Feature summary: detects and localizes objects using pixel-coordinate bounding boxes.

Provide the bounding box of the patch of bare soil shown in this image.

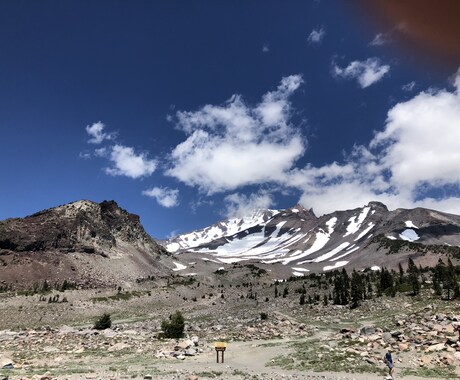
[0,280,459,380]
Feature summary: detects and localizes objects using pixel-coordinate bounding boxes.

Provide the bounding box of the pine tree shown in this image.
[444,259,458,300]
[407,258,420,295]
[333,273,343,305]
[350,270,364,308]
[161,310,185,338]
[299,293,305,305]
[398,263,404,284]
[433,259,446,297]
[341,269,350,305]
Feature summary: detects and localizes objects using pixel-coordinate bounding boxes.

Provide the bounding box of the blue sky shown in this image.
[1,1,460,239]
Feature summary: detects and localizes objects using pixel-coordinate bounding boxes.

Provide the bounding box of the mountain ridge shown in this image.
[0,199,171,289]
[164,201,460,276]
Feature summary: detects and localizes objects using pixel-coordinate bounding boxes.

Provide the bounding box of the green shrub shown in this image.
[94,313,112,330]
[161,310,185,338]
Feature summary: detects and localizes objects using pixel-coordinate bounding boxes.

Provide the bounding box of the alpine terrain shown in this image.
[0,200,170,289]
[166,202,460,277]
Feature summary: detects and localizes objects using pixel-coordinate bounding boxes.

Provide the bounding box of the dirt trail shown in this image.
[152,338,451,380]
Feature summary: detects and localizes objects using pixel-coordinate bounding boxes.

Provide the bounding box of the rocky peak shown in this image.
[0,200,166,255]
[367,201,389,213]
[287,203,317,220]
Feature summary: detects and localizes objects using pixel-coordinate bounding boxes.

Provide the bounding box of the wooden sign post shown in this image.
[214,341,227,363]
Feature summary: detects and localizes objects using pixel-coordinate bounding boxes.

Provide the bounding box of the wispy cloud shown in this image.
[166,75,305,194]
[333,58,390,88]
[402,81,416,92]
[307,27,325,45]
[262,44,270,53]
[105,145,157,179]
[142,186,179,207]
[369,23,406,47]
[85,121,116,144]
[370,33,389,46]
[224,191,274,218]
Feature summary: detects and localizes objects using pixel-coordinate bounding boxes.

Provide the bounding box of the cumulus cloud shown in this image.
[85,121,116,144]
[371,80,460,194]
[307,27,325,45]
[166,75,305,194]
[295,70,460,216]
[142,186,179,207]
[224,191,274,218]
[333,58,390,88]
[105,144,157,179]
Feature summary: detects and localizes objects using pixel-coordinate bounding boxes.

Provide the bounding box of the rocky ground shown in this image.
[1,278,460,380]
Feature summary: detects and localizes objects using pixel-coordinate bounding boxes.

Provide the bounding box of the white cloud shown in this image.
[94,147,108,157]
[166,75,305,194]
[371,80,460,193]
[307,27,325,45]
[333,58,390,88]
[85,121,115,144]
[142,186,179,207]
[79,151,91,159]
[262,44,269,53]
[224,191,274,218]
[402,81,416,92]
[370,33,389,46]
[295,70,460,216]
[105,144,157,179]
[370,23,406,47]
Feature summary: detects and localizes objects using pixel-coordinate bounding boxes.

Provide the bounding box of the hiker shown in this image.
[384,349,394,379]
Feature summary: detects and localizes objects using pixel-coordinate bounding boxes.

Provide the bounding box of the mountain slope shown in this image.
[0,200,171,289]
[165,202,460,275]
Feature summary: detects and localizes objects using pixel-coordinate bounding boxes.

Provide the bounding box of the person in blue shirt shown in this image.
[384,349,394,378]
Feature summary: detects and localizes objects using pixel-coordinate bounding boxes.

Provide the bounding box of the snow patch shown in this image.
[166,242,180,253]
[386,236,397,240]
[405,220,418,229]
[172,262,187,271]
[292,267,310,272]
[399,229,420,242]
[343,207,370,237]
[292,271,306,277]
[354,222,375,241]
[323,261,348,271]
[282,217,337,264]
[371,266,380,271]
[331,246,360,261]
[313,242,350,262]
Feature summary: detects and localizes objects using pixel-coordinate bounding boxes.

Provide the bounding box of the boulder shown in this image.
[398,343,409,351]
[360,326,376,336]
[0,358,14,369]
[426,343,445,352]
[441,353,454,365]
[420,355,432,366]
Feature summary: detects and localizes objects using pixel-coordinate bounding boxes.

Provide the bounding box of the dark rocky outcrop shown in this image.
[0,200,171,289]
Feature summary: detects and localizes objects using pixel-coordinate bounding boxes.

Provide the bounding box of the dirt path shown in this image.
[151,339,453,380]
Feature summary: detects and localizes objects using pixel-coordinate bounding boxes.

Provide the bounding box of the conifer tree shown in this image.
[350,270,364,308]
[407,258,420,295]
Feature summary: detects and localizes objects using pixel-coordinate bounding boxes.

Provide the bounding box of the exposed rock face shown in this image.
[164,202,460,273]
[0,200,170,289]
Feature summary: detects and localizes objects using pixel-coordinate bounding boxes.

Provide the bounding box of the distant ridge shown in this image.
[164,202,460,275]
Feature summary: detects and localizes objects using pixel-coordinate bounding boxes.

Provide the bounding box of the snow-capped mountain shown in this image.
[164,202,460,274]
[166,208,279,253]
